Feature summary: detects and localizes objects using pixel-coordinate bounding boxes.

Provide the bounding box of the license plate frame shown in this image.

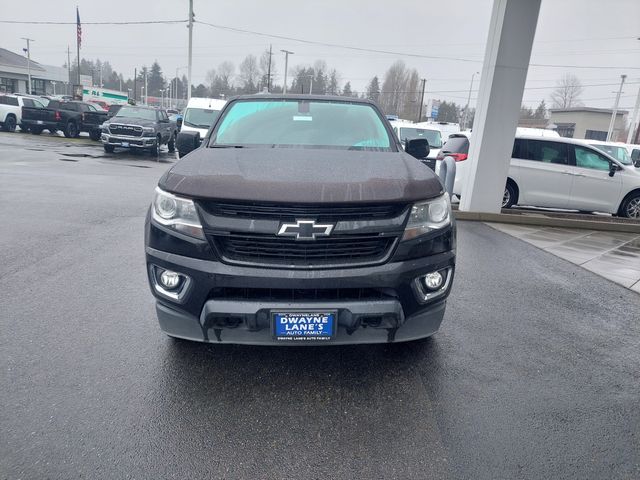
[272,310,337,342]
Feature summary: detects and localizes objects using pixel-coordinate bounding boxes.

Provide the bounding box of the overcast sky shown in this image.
[1,0,639,110]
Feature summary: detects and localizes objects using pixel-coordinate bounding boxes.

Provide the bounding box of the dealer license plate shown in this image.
[36,120,43,125]
[273,311,336,342]
[122,142,129,148]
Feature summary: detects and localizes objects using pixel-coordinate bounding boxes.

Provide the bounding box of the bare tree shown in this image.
[218,61,235,93]
[380,60,409,115]
[239,55,260,93]
[205,69,217,93]
[402,69,420,119]
[550,74,584,108]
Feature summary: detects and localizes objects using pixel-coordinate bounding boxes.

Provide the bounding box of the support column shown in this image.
[459,0,541,213]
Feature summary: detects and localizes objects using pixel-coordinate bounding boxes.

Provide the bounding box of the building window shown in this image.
[555,123,575,138]
[30,79,46,95]
[584,129,608,141]
[0,77,18,93]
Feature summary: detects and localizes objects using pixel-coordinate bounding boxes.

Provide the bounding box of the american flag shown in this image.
[76,7,82,49]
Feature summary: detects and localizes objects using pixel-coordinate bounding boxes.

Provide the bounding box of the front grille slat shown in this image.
[212,232,396,268]
[108,124,144,137]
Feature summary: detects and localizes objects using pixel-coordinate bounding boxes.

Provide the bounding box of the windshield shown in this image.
[589,144,632,165]
[114,106,157,121]
[211,99,393,150]
[184,107,221,129]
[399,127,442,148]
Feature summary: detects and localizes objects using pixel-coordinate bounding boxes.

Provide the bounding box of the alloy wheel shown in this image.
[626,197,640,218]
[502,188,510,208]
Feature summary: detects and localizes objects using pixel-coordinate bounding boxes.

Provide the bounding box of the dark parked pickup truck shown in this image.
[147,95,456,345]
[21,100,108,140]
[101,105,177,155]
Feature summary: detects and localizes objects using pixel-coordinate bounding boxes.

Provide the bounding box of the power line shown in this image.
[0,19,187,25]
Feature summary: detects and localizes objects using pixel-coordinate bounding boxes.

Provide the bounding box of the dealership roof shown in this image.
[0,47,46,72]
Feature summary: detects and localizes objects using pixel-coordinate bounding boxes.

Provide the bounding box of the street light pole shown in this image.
[607,74,626,142]
[281,50,294,94]
[463,71,479,130]
[21,38,34,94]
[187,0,194,101]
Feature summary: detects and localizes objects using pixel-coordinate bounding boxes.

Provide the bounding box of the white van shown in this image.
[390,120,443,160]
[181,97,227,137]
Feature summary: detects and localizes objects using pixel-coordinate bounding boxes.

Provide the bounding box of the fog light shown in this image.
[160,270,181,289]
[423,271,444,290]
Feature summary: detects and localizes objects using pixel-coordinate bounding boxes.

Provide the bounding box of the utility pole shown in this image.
[134,67,137,103]
[67,45,71,95]
[99,64,103,88]
[187,0,194,101]
[417,78,426,122]
[281,50,294,94]
[144,70,148,105]
[21,38,34,94]
[462,71,479,130]
[607,74,626,142]
[267,44,272,92]
[626,82,640,144]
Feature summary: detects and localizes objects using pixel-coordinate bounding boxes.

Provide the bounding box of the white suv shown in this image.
[0,94,47,132]
[451,135,640,218]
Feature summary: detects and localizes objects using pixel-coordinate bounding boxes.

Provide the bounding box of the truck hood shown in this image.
[106,117,156,127]
[160,147,443,203]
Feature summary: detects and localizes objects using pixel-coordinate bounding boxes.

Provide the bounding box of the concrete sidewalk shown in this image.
[486,222,640,294]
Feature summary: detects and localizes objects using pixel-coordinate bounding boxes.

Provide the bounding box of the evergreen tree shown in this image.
[366,76,381,103]
[147,62,164,96]
[342,81,353,97]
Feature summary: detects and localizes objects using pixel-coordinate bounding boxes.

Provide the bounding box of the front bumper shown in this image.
[146,239,455,345]
[101,133,156,148]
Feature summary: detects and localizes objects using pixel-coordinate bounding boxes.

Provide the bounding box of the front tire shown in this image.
[502,182,517,209]
[103,144,115,153]
[89,129,101,141]
[64,121,78,138]
[148,135,160,156]
[30,126,43,135]
[168,132,176,153]
[620,192,640,218]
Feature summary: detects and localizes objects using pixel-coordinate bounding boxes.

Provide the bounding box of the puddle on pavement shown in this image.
[60,153,101,159]
[58,158,79,162]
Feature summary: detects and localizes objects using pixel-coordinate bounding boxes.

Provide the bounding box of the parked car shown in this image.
[448,134,640,217]
[0,94,47,132]
[152,94,455,345]
[100,105,177,155]
[21,100,108,139]
[588,140,633,166]
[417,121,461,140]
[390,120,443,168]
[88,99,110,111]
[178,97,226,157]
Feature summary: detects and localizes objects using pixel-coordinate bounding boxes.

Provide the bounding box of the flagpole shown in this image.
[76,7,81,87]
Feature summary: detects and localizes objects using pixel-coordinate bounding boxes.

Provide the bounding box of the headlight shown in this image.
[151,187,204,239]
[402,194,451,241]
[99,123,108,131]
[142,127,155,136]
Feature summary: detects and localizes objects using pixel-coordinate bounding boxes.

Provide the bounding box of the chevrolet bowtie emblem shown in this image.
[277,220,334,241]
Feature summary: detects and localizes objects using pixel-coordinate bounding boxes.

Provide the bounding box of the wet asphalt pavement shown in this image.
[1,131,639,479]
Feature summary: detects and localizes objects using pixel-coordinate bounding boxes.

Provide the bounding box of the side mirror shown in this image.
[176,131,201,157]
[406,138,430,159]
[609,162,618,177]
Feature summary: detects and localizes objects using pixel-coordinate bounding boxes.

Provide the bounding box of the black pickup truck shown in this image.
[21,100,108,140]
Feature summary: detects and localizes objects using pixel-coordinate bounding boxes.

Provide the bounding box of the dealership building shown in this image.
[0,47,69,96]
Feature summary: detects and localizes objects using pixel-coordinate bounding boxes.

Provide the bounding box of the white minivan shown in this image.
[450,135,640,218]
